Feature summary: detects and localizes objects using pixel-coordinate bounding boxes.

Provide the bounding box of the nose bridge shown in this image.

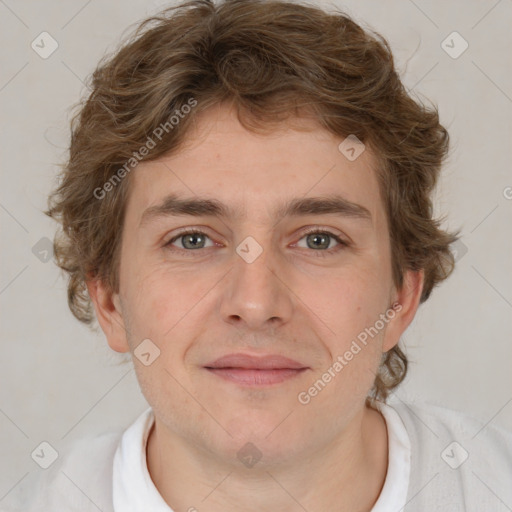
[219,232,293,329]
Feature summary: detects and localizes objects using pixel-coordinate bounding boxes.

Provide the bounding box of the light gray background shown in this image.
[1,0,511,499]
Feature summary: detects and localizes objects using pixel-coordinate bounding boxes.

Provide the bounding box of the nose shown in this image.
[219,239,294,331]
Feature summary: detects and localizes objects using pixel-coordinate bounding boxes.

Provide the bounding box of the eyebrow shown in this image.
[139,193,372,228]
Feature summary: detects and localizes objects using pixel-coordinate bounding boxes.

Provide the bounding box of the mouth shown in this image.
[204,353,309,387]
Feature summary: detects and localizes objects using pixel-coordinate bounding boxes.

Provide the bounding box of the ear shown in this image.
[382,269,424,353]
[86,276,130,353]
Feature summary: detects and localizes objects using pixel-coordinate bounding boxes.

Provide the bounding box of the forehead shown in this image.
[124,104,385,229]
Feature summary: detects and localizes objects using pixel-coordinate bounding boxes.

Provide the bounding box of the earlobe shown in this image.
[382,269,424,353]
[86,277,130,354]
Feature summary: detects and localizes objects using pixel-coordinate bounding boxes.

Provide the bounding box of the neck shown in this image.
[146,403,388,512]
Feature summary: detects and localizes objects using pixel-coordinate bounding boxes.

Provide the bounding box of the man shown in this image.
[5,0,511,510]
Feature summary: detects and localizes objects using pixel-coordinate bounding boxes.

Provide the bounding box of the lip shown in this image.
[205,353,307,370]
[204,353,309,387]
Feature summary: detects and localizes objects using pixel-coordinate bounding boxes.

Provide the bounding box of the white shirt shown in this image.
[3,398,512,511]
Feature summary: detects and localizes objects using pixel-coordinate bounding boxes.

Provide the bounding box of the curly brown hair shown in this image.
[45,0,459,404]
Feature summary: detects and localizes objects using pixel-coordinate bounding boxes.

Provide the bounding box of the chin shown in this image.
[219,421,306,461]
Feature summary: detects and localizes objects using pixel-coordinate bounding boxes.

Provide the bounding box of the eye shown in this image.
[295,228,348,255]
[163,227,349,256]
[165,230,215,251]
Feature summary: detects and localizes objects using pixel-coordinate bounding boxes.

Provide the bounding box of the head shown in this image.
[46,0,458,461]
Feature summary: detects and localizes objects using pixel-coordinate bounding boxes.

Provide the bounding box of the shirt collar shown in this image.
[113,407,172,511]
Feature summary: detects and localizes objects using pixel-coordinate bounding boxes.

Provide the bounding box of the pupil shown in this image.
[185,233,203,249]
[309,233,328,249]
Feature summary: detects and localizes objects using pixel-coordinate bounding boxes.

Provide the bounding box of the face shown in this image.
[89,103,422,466]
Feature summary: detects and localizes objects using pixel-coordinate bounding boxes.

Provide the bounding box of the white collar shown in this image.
[370,399,411,511]
[113,407,171,511]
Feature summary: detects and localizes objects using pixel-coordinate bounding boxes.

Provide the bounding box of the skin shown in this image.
[88,102,423,512]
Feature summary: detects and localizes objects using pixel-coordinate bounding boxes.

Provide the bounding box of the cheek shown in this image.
[122,268,207,413]
[122,267,181,339]
[296,266,391,399]
[124,264,216,352]
[297,266,389,337]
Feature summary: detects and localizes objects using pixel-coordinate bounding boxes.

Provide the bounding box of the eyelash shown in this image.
[164,227,349,257]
